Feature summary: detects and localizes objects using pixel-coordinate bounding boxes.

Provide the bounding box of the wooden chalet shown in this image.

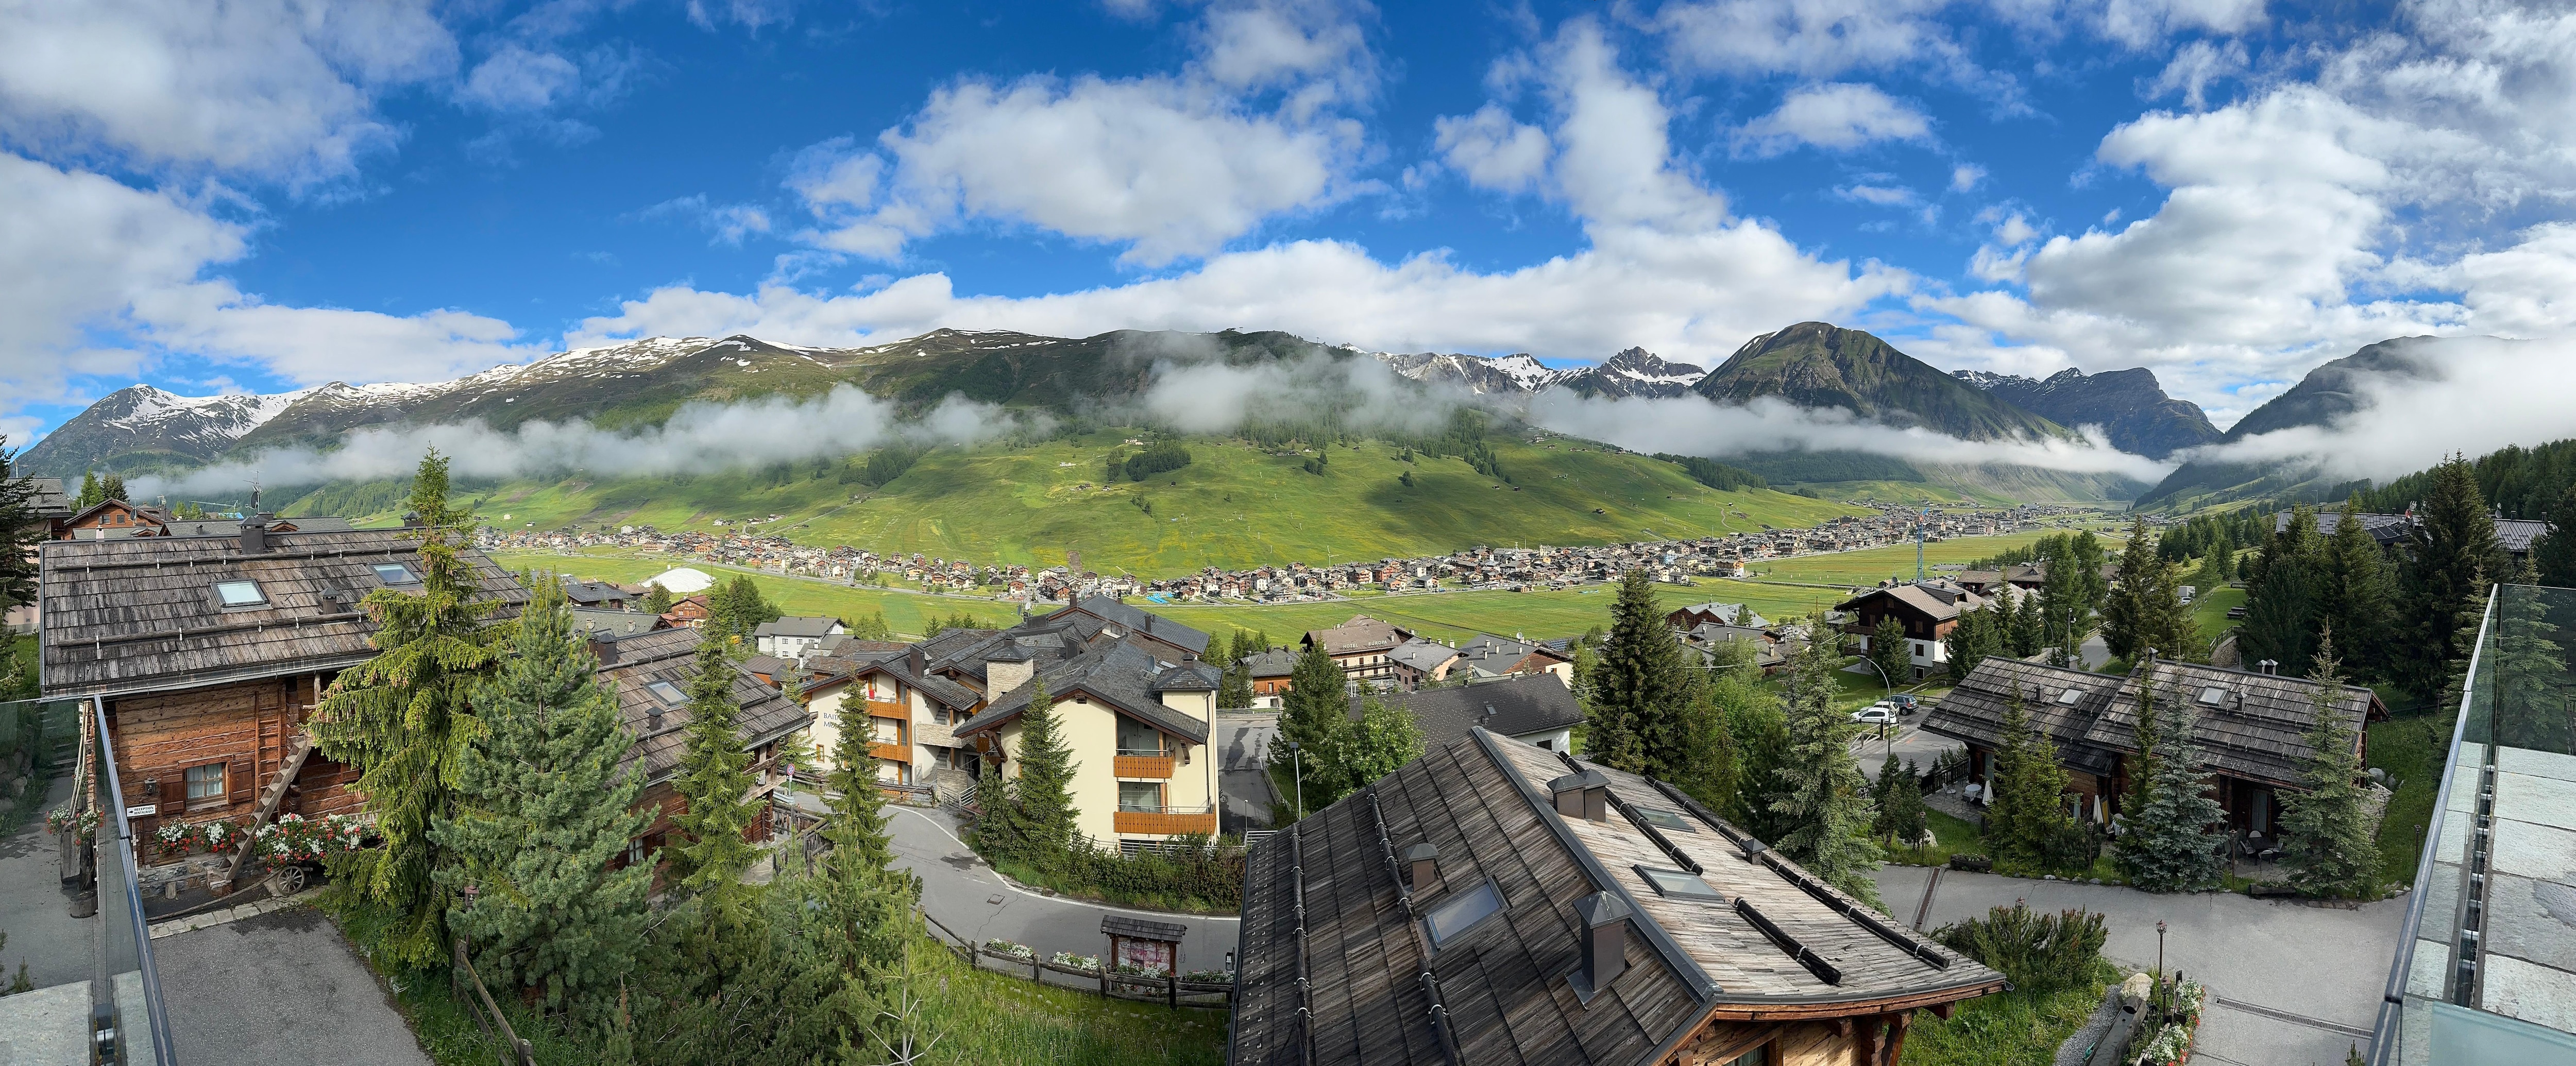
[590,628,813,863]
[1921,657,2386,835]
[1229,730,2005,1065]
[56,498,353,541]
[37,522,529,895]
[662,594,714,629]
[1833,583,1996,681]
[1303,614,1413,684]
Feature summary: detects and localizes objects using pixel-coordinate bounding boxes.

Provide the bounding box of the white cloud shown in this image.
[1194,0,1374,102]
[1839,184,1918,207]
[1524,391,2171,480]
[2178,335,2576,484]
[1653,1,1968,81]
[643,194,774,246]
[2149,39,2248,109]
[2086,0,2266,51]
[1735,82,1933,156]
[0,0,454,184]
[2449,222,2576,337]
[456,46,582,112]
[1950,163,1986,191]
[1433,103,1551,194]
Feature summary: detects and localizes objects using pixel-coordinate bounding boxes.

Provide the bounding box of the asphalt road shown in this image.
[154,906,432,1066]
[0,776,94,992]
[1875,866,2400,1066]
[885,805,1241,978]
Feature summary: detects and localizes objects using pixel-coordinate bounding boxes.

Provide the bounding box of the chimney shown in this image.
[1404,843,1439,892]
[237,514,270,555]
[1571,891,1632,999]
[647,703,664,731]
[1549,769,1611,822]
[985,644,1035,696]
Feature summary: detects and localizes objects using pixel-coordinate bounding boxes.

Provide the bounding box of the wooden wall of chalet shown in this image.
[106,674,360,864]
[1672,1016,1917,1066]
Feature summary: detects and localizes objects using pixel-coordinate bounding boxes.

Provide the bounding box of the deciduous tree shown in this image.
[1868,613,1909,690]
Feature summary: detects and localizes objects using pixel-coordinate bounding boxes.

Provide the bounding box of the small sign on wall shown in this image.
[126,804,157,818]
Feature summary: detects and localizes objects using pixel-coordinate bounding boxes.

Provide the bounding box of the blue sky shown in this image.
[7,0,2576,459]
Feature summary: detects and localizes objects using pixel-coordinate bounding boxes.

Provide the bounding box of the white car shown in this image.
[1850,706,1899,726]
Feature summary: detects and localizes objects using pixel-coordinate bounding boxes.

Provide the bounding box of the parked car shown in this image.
[1887,694,1919,714]
[1851,706,1898,726]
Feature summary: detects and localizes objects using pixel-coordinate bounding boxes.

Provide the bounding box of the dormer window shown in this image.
[213,580,267,608]
[371,562,419,586]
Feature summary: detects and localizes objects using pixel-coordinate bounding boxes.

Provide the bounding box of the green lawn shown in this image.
[2368,709,2454,888]
[1901,961,2127,1066]
[402,432,1868,578]
[2187,584,2247,656]
[1751,530,2077,588]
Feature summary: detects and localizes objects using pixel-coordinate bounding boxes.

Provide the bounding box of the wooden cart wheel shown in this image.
[275,866,307,895]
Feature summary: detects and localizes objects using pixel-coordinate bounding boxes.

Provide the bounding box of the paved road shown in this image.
[0,776,94,992]
[1851,720,1963,781]
[155,906,432,1066]
[885,805,1240,978]
[1874,866,2399,1066]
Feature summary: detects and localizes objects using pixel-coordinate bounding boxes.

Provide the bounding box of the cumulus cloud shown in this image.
[1524,390,2171,481]
[1735,82,1934,155]
[0,0,455,185]
[2149,39,2248,109]
[1652,0,1971,81]
[1950,163,1986,191]
[137,386,1025,500]
[2177,335,2576,484]
[1434,104,1551,194]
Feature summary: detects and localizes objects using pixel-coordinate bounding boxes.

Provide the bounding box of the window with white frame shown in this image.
[184,762,226,805]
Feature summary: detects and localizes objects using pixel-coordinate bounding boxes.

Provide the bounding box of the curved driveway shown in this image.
[885,805,1240,977]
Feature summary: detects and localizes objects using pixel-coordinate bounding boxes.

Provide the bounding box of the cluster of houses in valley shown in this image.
[476,502,2080,608]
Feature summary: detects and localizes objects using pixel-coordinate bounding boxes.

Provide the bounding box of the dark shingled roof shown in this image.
[1348,674,1583,746]
[595,628,812,784]
[1244,648,1296,679]
[1040,596,1209,656]
[13,476,72,520]
[1304,615,1408,656]
[1228,730,2005,1066]
[39,528,529,697]
[1922,657,2378,789]
[954,640,1210,745]
[754,615,841,639]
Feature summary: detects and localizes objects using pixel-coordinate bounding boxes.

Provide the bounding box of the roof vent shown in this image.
[1548,769,1611,822]
[1404,843,1439,892]
[1568,891,1632,1004]
[237,515,270,555]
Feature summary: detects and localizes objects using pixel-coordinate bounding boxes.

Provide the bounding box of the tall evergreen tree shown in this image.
[2105,523,2200,666]
[1589,569,1697,778]
[1769,631,1883,906]
[1272,641,1350,810]
[2398,455,2507,701]
[2038,551,2084,662]
[1001,678,1080,857]
[1945,601,2005,682]
[1217,631,1255,710]
[2535,483,2576,590]
[708,575,782,643]
[74,470,101,509]
[667,637,760,894]
[98,471,127,503]
[2277,636,2379,899]
[2068,531,2111,617]
[1875,756,1928,854]
[433,578,653,1025]
[2241,506,2323,676]
[2009,587,2047,657]
[1868,613,1909,690]
[2316,499,2396,676]
[312,450,512,966]
[642,582,675,615]
[2117,689,2229,892]
[2491,579,2570,753]
[1987,685,2074,869]
[0,437,42,616]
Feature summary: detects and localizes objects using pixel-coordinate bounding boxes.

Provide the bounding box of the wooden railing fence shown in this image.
[453,937,536,1066]
[915,906,1232,1010]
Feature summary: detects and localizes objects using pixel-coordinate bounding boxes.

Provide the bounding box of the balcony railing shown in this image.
[2373,584,2576,1064]
[1113,751,1175,778]
[1112,803,1218,837]
[73,696,179,1065]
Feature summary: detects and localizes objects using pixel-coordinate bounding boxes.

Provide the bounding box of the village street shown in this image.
[1873,865,2400,1066]
[884,805,1241,983]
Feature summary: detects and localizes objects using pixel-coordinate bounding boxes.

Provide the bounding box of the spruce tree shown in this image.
[2277,636,2379,898]
[2242,505,2323,676]
[1590,569,1696,778]
[1217,631,1255,710]
[2490,579,2569,753]
[98,471,127,503]
[2009,589,2046,657]
[2102,517,2160,662]
[1986,684,2073,870]
[312,450,512,967]
[825,684,901,874]
[1768,631,1883,906]
[667,636,760,894]
[0,437,41,615]
[2317,499,2395,676]
[1003,678,1080,858]
[2117,690,2228,892]
[2399,455,2507,701]
[642,582,675,615]
[433,578,652,1025]
[1273,641,1350,809]
[75,470,101,509]
[1869,613,1909,690]
[2535,483,2576,589]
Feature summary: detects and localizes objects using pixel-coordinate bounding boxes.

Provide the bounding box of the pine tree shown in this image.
[1945,601,2005,682]
[433,578,653,1025]
[75,470,101,509]
[2317,499,2395,676]
[311,450,512,967]
[2106,522,2200,666]
[99,472,127,503]
[2117,689,2229,892]
[2277,635,2380,899]
[1868,613,1909,690]
[709,576,781,643]
[2101,517,2159,662]
[642,583,675,615]
[1590,569,1697,778]
[1769,631,1884,906]
[2535,483,2576,589]
[1003,678,1080,859]
[2491,578,2569,753]
[1217,631,1255,710]
[825,685,901,874]
[2039,553,2083,660]
[0,437,42,616]
[2242,506,2323,676]
[1986,684,2073,869]
[1273,641,1350,811]
[2399,455,2507,701]
[2009,589,2046,657]
[666,637,759,894]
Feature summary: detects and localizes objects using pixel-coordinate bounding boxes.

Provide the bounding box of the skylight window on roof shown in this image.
[2198,686,2229,707]
[647,681,688,706]
[1422,879,1504,949]
[213,580,266,608]
[1631,806,1696,833]
[2058,687,2083,706]
[1635,866,1725,902]
[371,562,419,586]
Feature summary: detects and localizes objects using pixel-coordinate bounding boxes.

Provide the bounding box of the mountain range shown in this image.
[2131,336,2454,509]
[26,322,2215,507]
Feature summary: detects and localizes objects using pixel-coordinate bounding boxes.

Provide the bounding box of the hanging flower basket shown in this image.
[46,805,97,843]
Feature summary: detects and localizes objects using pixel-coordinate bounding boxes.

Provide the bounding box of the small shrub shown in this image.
[2038,819,2104,873]
[1934,902,2109,995]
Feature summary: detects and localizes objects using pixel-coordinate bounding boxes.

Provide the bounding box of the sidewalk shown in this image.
[885,805,1239,978]
[0,776,93,991]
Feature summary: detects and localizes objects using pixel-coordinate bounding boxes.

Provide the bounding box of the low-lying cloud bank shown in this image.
[135,386,1029,500]
[2175,335,2576,485]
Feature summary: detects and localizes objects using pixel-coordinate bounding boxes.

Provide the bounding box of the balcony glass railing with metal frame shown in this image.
[2374,584,2576,1064]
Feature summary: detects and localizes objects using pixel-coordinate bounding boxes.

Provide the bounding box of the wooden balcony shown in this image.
[869,742,909,762]
[1113,809,1218,836]
[1113,754,1176,779]
[861,698,907,717]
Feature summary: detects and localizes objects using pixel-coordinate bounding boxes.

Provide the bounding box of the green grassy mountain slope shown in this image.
[1694,322,2073,441]
[302,431,1863,576]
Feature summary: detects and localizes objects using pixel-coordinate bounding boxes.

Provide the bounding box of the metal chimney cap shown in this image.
[1402,842,1439,863]
[1547,769,1610,795]
[1574,891,1632,929]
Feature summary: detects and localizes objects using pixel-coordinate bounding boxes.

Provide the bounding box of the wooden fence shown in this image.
[918,908,1233,1010]
[453,937,536,1066]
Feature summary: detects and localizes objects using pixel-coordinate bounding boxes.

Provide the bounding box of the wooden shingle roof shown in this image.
[39,528,530,698]
[1922,657,2378,789]
[595,627,812,784]
[1918,658,2125,778]
[1228,730,2004,1066]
